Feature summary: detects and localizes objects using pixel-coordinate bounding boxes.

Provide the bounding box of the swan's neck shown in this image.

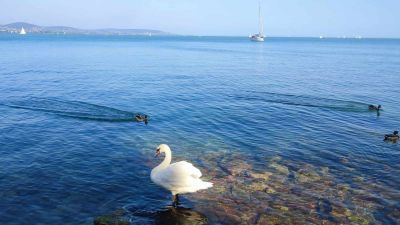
[152,149,172,174]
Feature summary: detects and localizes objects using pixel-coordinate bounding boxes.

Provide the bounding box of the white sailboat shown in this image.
[250,0,264,42]
[19,27,26,35]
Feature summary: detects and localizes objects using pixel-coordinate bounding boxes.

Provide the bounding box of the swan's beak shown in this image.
[155,149,160,158]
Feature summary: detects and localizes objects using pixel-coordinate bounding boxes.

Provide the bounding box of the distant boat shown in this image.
[250,0,264,42]
[19,27,26,35]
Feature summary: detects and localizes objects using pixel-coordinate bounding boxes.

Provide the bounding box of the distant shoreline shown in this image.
[0,33,399,41]
[0,22,172,36]
[1,22,399,39]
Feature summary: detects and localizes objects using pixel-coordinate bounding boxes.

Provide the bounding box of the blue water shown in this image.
[0,34,399,224]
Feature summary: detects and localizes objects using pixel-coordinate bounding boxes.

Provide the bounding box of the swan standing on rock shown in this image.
[150,144,213,206]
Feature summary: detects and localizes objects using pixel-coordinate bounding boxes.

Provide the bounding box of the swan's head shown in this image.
[155,144,170,157]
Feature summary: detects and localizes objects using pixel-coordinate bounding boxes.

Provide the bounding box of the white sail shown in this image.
[20,27,26,35]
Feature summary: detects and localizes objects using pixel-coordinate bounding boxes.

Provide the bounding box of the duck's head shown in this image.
[155,144,170,157]
[394,131,399,135]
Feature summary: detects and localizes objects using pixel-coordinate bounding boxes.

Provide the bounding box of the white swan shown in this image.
[150,144,213,205]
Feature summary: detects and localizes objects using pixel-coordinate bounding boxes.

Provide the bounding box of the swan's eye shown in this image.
[155,148,161,158]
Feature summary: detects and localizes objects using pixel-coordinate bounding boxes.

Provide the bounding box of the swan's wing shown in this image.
[154,161,203,189]
[169,161,202,179]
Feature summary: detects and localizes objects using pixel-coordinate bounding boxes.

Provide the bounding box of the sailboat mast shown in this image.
[259,0,263,36]
[250,0,265,41]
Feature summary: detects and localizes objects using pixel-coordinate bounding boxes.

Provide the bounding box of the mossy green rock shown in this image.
[295,168,320,183]
[344,209,370,225]
[250,171,272,181]
[279,206,289,211]
[270,156,282,162]
[269,162,289,175]
[94,214,129,225]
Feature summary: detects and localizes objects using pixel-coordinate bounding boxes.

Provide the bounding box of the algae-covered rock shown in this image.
[269,162,289,175]
[294,167,321,183]
[256,214,281,225]
[320,167,329,175]
[353,176,364,182]
[184,153,386,224]
[336,184,350,198]
[226,160,252,176]
[94,211,129,225]
[266,186,276,194]
[331,205,347,220]
[279,205,289,211]
[344,209,371,225]
[250,171,272,181]
[230,185,250,200]
[270,155,282,162]
[248,181,269,192]
[212,183,226,193]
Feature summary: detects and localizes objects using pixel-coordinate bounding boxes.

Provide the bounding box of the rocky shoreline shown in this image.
[95,151,398,224]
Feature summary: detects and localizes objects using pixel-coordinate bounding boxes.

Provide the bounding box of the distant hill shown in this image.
[2,22,39,29]
[0,22,172,35]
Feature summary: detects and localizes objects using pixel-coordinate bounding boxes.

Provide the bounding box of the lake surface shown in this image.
[0,34,399,225]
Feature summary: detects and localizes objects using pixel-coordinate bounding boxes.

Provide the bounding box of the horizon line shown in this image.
[1,21,400,39]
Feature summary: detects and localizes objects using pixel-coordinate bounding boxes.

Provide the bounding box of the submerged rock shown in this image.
[152,206,208,225]
[250,171,272,181]
[320,167,330,175]
[270,155,282,162]
[247,182,269,192]
[353,176,364,182]
[94,210,129,225]
[99,151,383,225]
[255,214,282,225]
[226,160,252,176]
[345,209,370,225]
[279,205,289,211]
[294,167,321,183]
[266,186,276,194]
[269,162,290,175]
[336,184,350,198]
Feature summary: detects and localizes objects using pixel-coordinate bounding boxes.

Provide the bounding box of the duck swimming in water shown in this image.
[369,105,381,111]
[135,114,148,124]
[384,131,399,142]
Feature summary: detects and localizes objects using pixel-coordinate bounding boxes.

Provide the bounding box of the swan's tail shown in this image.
[180,180,213,194]
[199,181,213,190]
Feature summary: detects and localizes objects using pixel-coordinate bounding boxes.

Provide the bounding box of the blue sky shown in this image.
[1,0,399,37]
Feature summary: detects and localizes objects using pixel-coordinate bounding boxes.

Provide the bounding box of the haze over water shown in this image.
[0,34,399,224]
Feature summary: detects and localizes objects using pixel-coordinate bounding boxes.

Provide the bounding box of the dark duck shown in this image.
[368,105,381,111]
[384,131,399,142]
[135,114,149,125]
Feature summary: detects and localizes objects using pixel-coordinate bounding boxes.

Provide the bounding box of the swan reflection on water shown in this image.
[153,206,208,225]
[129,206,208,225]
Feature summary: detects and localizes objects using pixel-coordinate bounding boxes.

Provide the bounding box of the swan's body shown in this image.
[151,144,213,205]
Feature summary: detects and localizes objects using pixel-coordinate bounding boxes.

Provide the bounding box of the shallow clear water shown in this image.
[0,34,399,224]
